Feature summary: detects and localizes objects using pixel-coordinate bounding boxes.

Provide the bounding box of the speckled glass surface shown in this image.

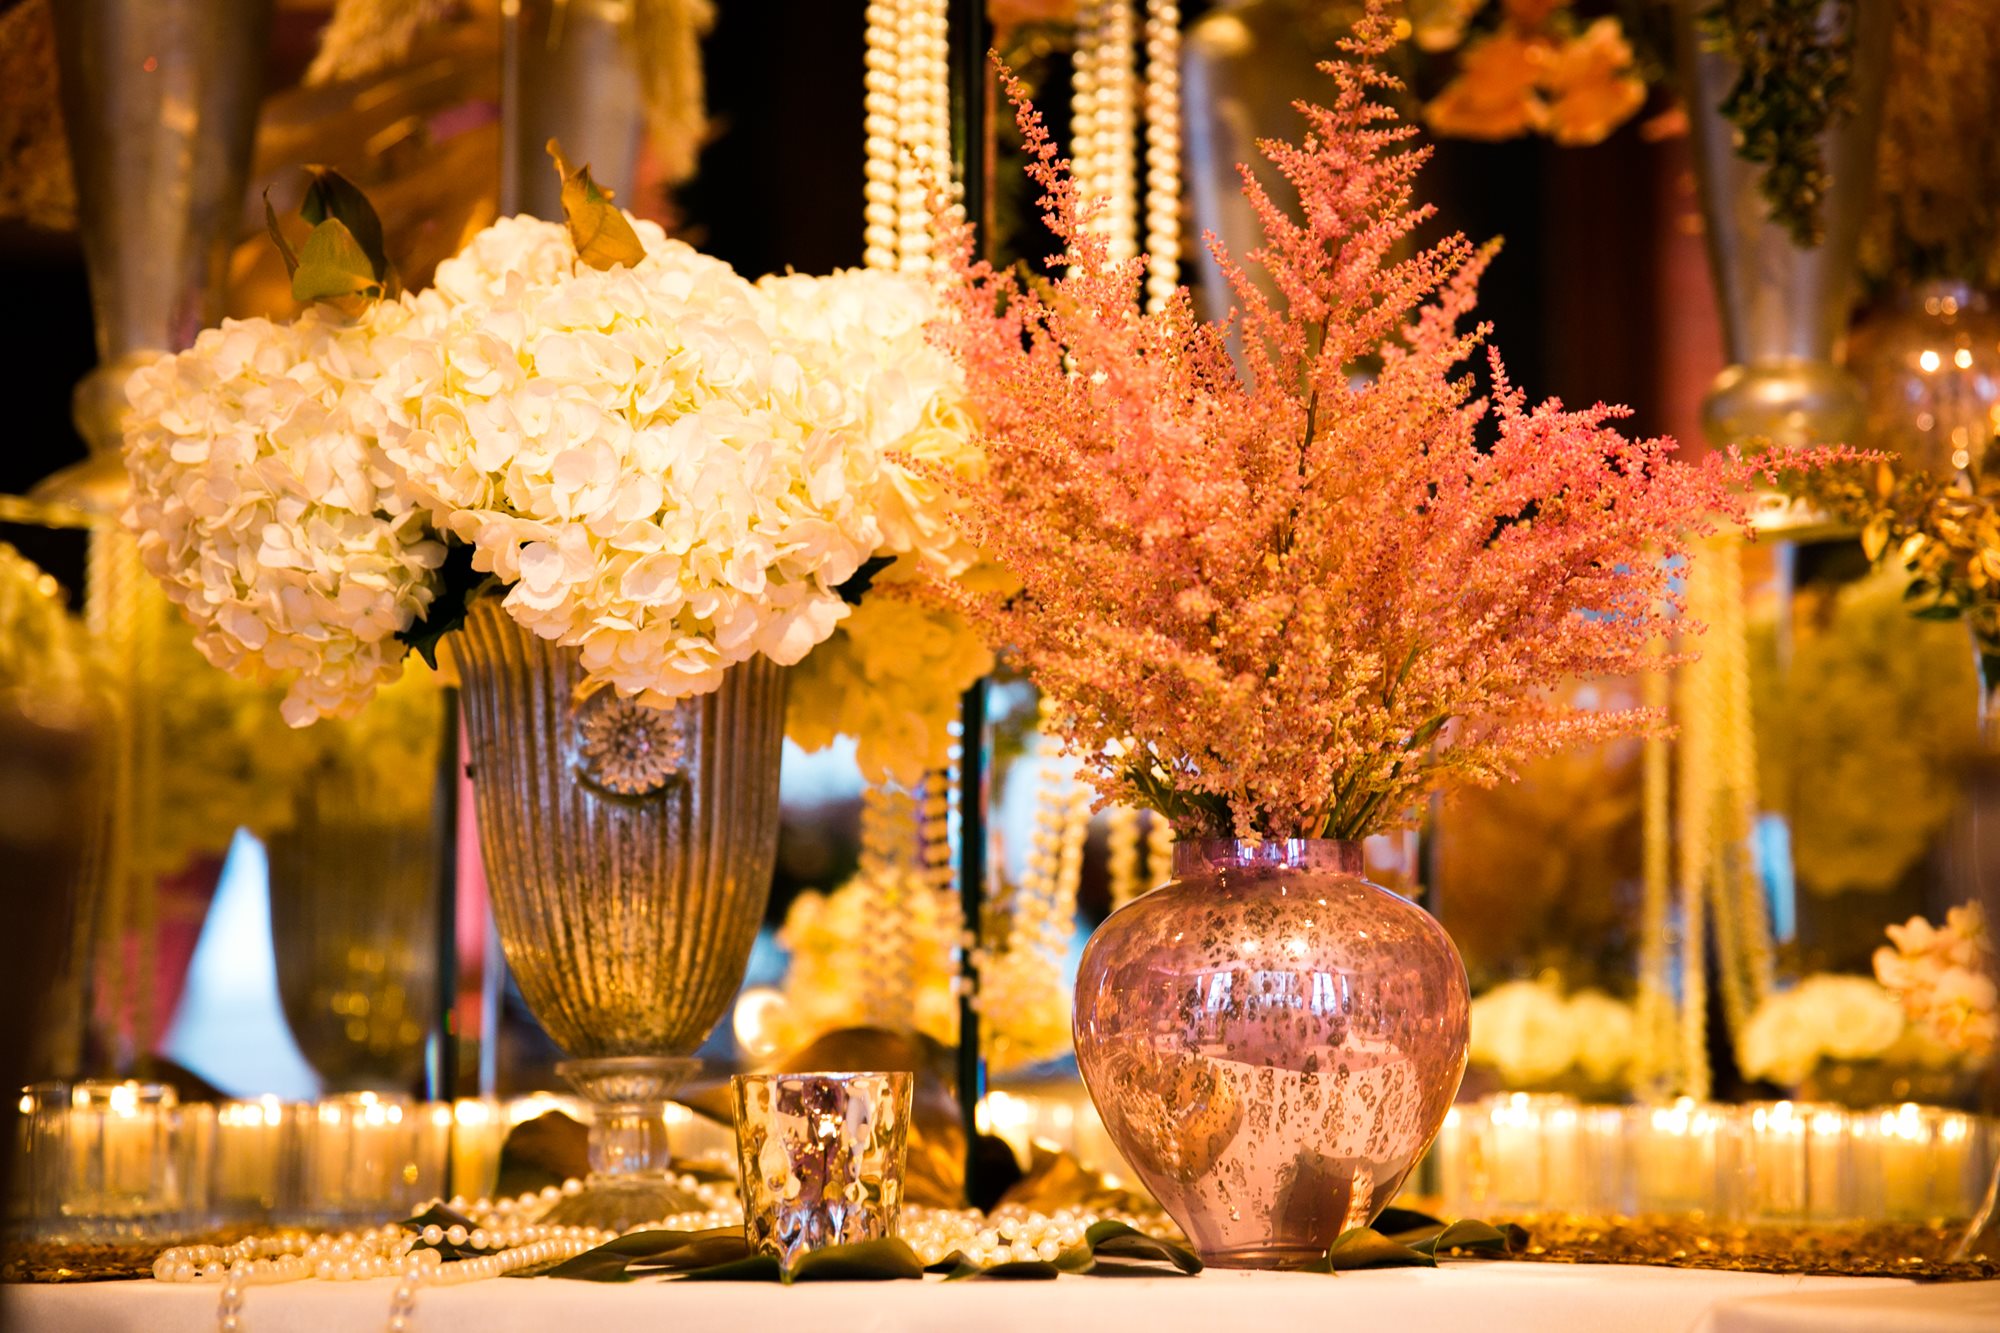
[732,1072,912,1267]
[453,600,787,1062]
[1074,839,1470,1269]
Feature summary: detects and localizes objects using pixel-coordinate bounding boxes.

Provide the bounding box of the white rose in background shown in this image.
[1738,973,1910,1087]
[1469,978,1637,1088]
[122,304,446,726]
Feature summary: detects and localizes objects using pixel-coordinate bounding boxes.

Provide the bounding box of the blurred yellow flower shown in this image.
[1424,30,1548,141]
[1541,18,1647,147]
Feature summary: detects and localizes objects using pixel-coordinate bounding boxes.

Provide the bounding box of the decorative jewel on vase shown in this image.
[569,688,691,798]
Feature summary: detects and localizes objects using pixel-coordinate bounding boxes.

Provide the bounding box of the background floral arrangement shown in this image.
[1749,563,1975,898]
[1737,972,1913,1086]
[763,871,1071,1074]
[122,173,982,743]
[1415,0,1653,147]
[1874,903,1998,1062]
[1467,976,1635,1088]
[931,6,1762,841]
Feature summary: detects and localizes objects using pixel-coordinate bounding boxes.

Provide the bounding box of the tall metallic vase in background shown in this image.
[1675,0,1889,456]
[452,601,787,1230]
[502,0,645,219]
[42,0,272,505]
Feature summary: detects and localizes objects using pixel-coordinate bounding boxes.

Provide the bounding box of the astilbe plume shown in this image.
[931,9,1754,841]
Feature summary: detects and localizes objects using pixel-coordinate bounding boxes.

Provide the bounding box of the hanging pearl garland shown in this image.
[1073,0,1138,264]
[1141,0,1181,312]
[1107,805,1143,911]
[858,782,923,1027]
[864,0,952,273]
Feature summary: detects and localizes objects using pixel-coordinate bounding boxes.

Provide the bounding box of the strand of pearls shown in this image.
[862,2,902,270]
[864,0,952,273]
[1107,804,1143,911]
[859,781,923,1026]
[1073,1,1139,263]
[1145,806,1174,891]
[901,1202,1178,1268]
[1141,0,1181,311]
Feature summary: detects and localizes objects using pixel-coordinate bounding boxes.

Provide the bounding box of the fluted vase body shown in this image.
[1073,839,1469,1269]
[452,600,785,1225]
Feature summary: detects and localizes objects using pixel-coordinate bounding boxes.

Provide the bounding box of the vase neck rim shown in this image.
[1171,838,1364,876]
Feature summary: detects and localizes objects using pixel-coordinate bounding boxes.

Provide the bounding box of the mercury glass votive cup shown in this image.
[732,1071,912,1267]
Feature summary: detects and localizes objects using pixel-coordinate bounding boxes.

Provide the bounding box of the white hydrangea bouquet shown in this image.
[122,160,984,759]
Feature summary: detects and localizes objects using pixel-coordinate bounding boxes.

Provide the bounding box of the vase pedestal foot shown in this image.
[1199,1246,1325,1271]
[537,1055,707,1232]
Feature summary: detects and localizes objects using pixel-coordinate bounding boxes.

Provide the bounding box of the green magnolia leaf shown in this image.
[542,1228,749,1282]
[1326,1227,1436,1271]
[1422,1219,1519,1257]
[292,218,382,307]
[836,554,897,608]
[790,1238,925,1282]
[300,166,394,289]
[942,1257,1062,1280]
[264,191,300,278]
[673,1254,787,1283]
[398,541,496,670]
[548,139,646,271]
[1081,1221,1203,1274]
[1374,1207,1446,1236]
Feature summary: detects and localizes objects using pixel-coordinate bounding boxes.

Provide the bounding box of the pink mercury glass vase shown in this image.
[1074,838,1470,1269]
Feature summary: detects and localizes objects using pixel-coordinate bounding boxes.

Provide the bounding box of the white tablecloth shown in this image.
[9,1264,1997,1333]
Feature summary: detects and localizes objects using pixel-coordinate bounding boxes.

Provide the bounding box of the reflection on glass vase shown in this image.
[1956,652,2000,1262]
[1073,839,1469,1269]
[265,743,443,1093]
[453,599,787,1230]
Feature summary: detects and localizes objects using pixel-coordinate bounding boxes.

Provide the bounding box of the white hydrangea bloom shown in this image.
[122,304,447,727]
[384,231,881,702]
[757,267,980,577]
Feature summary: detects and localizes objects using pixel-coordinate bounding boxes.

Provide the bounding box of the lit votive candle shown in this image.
[209,1097,294,1223]
[295,1092,418,1227]
[62,1081,180,1239]
[1632,1099,1731,1218]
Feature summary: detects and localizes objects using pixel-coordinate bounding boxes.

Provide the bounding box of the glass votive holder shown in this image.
[59,1081,193,1241]
[1730,1102,1849,1223]
[1461,1094,1586,1214]
[1850,1103,1980,1223]
[1629,1099,1734,1219]
[208,1097,300,1226]
[290,1092,419,1227]
[732,1071,912,1267]
[10,1082,69,1235]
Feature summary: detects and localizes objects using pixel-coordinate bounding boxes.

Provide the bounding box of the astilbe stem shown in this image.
[928,2,1764,841]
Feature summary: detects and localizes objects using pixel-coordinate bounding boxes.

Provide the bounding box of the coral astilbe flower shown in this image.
[932,11,1749,841]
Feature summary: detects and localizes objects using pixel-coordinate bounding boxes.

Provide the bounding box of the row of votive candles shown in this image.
[1432,1094,1997,1223]
[9,1083,735,1243]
